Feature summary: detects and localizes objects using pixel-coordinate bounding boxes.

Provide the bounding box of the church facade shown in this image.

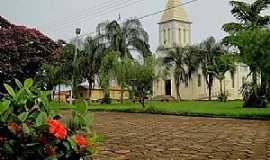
[152,0,250,100]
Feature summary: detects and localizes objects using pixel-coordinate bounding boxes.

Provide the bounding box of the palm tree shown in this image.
[223,0,270,34]
[97,18,152,102]
[210,54,236,99]
[223,0,270,106]
[159,46,198,100]
[97,19,152,59]
[223,0,270,85]
[197,37,224,101]
[79,36,106,101]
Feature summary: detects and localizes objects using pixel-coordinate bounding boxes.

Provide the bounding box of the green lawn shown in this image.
[51,101,270,119]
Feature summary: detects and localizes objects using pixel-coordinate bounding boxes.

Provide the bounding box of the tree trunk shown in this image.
[267,81,270,99]
[140,96,145,108]
[252,71,257,86]
[58,83,61,103]
[208,75,214,101]
[120,87,124,104]
[261,71,267,96]
[88,78,93,103]
[219,79,223,95]
[175,78,181,101]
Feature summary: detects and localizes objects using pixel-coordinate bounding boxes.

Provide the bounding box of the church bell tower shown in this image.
[159,0,191,48]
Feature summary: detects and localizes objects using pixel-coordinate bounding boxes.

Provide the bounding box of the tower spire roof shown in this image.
[160,0,189,23]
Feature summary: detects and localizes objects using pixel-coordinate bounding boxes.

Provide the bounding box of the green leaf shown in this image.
[24,78,33,89]
[18,112,29,122]
[4,84,16,99]
[73,114,81,127]
[15,79,23,89]
[3,143,13,154]
[84,113,94,127]
[0,100,10,115]
[36,124,49,131]
[36,112,48,127]
[22,123,30,134]
[67,137,78,151]
[76,101,87,113]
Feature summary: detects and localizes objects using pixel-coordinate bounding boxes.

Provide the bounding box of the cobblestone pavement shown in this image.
[93,112,270,160]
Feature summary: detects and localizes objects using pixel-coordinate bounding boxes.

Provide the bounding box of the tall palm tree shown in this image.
[97,19,152,59]
[223,0,270,86]
[223,0,270,34]
[97,18,152,102]
[197,37,224,101]
[210,54,236,98]
[79,36,106,101]
[159,46,198,100]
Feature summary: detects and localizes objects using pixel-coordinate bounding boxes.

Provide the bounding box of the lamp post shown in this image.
[70,28,81,104]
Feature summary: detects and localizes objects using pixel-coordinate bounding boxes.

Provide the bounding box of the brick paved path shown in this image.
[93,112,270,160]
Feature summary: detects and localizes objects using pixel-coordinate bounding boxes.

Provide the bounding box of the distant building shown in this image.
[53,82,129,102]
[153,0,250,100]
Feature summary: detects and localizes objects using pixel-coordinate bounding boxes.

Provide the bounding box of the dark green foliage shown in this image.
[223,0,270,107]
[241,83,267,108]
[127,58,156,108]
[224,29,270,107]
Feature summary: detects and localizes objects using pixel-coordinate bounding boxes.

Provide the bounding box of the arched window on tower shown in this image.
[163,29,166,45]
[179,28,181,46]
[183,29,186,44]
[186,29,189,44]
[168,28,171,45]
[189,28,191,44]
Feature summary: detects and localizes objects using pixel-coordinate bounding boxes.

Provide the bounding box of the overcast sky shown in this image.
[1,0,268,52]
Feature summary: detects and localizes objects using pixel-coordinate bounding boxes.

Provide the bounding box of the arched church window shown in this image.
[168,28,171,44]
[183,29,186,44]
[179,28,181,45]
[163,29,166,44]
[186,29,189,44]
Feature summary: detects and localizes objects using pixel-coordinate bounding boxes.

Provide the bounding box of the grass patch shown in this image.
[50,101,270,119]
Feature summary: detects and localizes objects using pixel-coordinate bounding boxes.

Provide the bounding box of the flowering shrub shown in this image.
[0,79,101,159]
[0,16,61,93]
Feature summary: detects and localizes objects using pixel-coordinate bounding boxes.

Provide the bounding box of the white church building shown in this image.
[152,0,250,100]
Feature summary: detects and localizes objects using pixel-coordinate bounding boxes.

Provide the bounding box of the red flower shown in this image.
[47,119,67,140]
[8,122,22,133]
[74,135,87,147]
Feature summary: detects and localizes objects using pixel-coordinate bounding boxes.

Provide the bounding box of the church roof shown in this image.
[160,0,190,23]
